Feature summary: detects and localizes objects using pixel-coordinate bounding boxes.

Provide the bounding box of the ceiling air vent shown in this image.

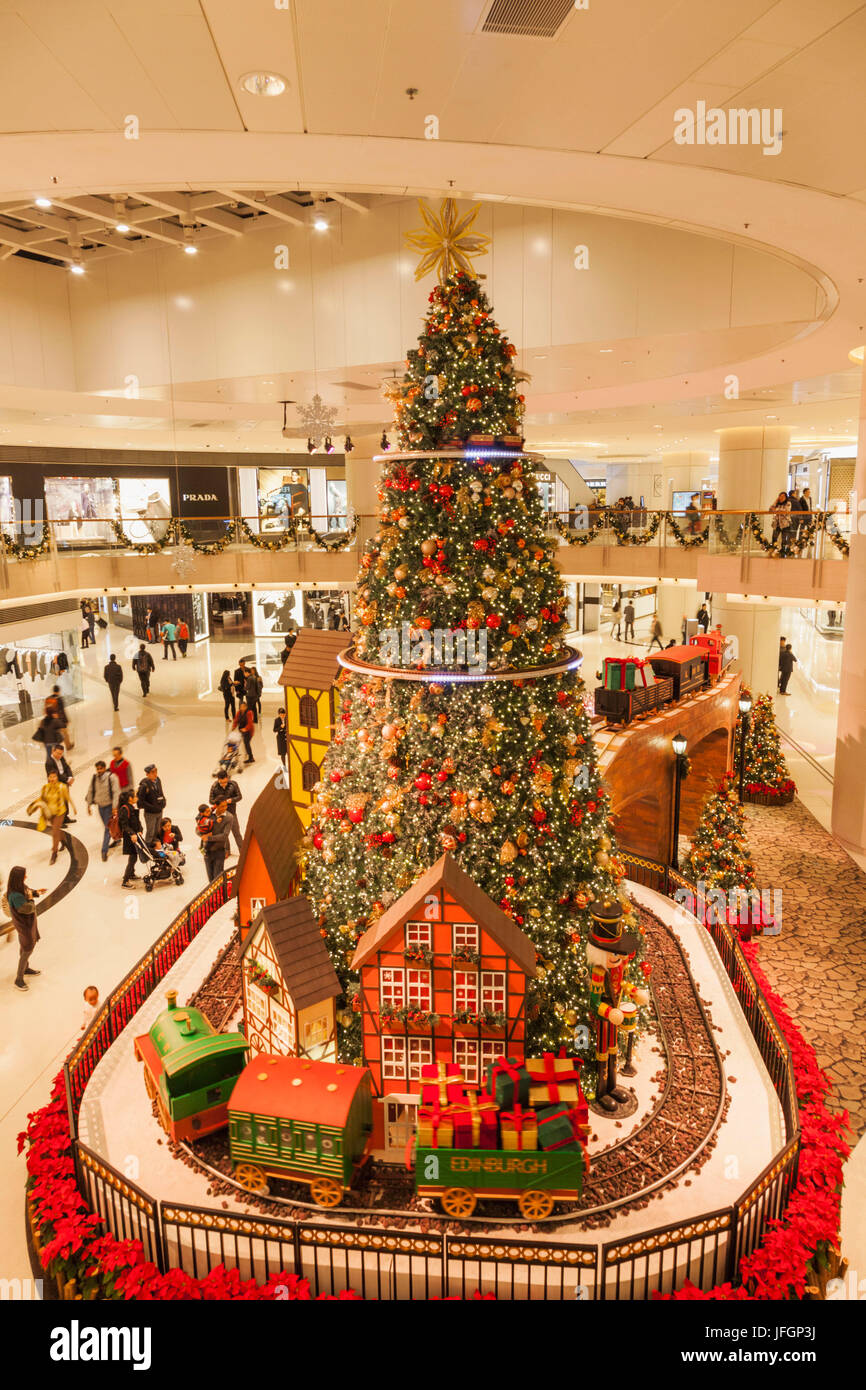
[481,0,575,38]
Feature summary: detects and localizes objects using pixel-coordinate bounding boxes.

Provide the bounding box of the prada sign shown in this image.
[175,467,230,518]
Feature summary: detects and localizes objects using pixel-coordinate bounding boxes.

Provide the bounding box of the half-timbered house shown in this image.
[233,776,306,939]
[240,896,341,1062]
[278,628,348,826]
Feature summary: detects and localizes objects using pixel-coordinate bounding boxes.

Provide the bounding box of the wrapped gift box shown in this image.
[417,1103,455,1149]
[526,1053,581,1107]
[451,1092,499,1149]
[420,1061,464,1107]
[484,1056,530,1109]
[500,1104,539,1151]
[536,1104,581,1152]
[603,658,637,692]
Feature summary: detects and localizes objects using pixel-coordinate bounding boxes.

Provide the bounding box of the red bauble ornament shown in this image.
[586,801,597,813]
[414,773,432,791]
[418,793,430,807]
[348,809,365,824]
[436,770,449,783]
[312,833,324,850]
[329,771,343,784]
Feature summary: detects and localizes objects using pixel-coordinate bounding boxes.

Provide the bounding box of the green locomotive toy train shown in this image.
[134,990,249,1142]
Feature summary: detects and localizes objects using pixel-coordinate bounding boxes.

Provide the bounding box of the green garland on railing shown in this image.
[552,514,606,546]
[710,515,743,554]
[239,518,297,551]
[1,521,51,559]
[666,513,708,549]
[109,518,176,552]
[176,519,235,554]
[823,514,850,558]
[309,516,359,551]
[607,511,661,547]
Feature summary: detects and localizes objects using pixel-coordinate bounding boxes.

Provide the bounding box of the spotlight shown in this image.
[115,221,130,234]
[183,243,198,256]
[313,218,328,233]
[344,435,354,453]
[380,431,390,450]
[307,438,315,453]
[70,259,85,276]
[35,197,52,209]
[323,435,335,453]
[182,225,198,255]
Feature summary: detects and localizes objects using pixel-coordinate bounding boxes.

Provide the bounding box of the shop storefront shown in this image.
[238,460,348,534]
[130,594,209,644]
[0,621,83,728]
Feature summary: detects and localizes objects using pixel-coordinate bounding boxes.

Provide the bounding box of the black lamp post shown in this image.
[737,693,753,801]
[671,732,688,869]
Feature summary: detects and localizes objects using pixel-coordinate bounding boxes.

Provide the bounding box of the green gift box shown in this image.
[536,1104,581,1152]
[484,1056,530,1109]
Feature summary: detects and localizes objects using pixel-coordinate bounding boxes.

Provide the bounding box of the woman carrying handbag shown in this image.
[5,866,45,992]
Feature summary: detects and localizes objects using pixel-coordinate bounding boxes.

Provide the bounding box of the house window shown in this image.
[453,922,479,952]
[303,1014,328,1049]
[405,920,432,949]
[481,972,506,1014]
[382,1036,406,1081]
[380,968,405,1008]
[453,1038,479,1085]
[454,970,478,1013]
[301,759,319,791]
[247,983,270,1021]
[270,1000,295,1052]
[406,969,432,1010]
[480,1039,504,1074]
[299,694,318,728]
[407,1037,433,1079]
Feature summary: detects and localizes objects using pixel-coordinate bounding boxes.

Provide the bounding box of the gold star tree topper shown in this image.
[404,198,490,282]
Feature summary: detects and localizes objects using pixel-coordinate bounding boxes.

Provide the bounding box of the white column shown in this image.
[715,426,790,512]
[711,597,781,694]
[654,582,694,646]
[832,364,866,851]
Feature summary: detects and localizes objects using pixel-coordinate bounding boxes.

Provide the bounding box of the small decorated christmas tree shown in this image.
[687,776,755,891]
[738,691,796,803]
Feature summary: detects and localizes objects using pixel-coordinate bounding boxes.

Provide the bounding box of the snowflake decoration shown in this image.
[296,393,339,449]
[172,541,197,579]
[404,198,490,283]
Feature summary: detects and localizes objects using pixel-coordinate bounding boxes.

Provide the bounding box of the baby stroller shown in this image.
[213,729,244,779]
[139,839,186,892]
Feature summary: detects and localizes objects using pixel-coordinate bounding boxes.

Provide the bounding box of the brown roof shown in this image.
[278,628,348,691]
[351,853,537,977]
[241,895,341,1010]
[234,777,306,901]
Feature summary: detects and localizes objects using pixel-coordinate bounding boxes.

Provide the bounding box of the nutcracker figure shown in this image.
[586,900,649,1112]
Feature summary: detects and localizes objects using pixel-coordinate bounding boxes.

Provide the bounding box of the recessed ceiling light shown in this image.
[313,218,328,232]
[599,348,613,353]
[240,71,287,97]
[183,243,198,256]
[70,260,85,275]
[35,196,52,209]
[115,221,130,234]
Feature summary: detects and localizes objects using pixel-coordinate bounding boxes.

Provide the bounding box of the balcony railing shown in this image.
[0,508,852,565]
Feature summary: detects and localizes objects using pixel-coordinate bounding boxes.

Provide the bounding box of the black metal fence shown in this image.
[60,856,802,1299]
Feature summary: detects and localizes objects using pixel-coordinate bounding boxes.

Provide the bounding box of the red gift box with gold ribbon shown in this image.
[420,1061,464,1108]
[451,1091,499,1149]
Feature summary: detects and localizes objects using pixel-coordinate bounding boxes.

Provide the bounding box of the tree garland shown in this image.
[607,511,661,547]
[176,519,235,554]
[240,518,297,551]
[552,514,606,546]
[1,521,51,559]
[109,518,176,552]
[309,516,359,551]
[666,514,708,549]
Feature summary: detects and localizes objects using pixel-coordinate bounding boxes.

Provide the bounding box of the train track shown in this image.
[177,905,726,1231]
[187,929,243,1033]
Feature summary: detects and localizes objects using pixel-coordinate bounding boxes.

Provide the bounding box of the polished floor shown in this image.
[0,608,857,1290]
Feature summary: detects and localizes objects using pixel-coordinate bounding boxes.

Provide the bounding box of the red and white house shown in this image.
[350,854,537,1149]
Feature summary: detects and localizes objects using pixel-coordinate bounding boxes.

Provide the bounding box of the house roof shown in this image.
[278,628,348,691]
[648,645,704,666]
[241,895,341,1010]
[234,778,306,904]
[228,1054,368,1129]
[351,853,537,977]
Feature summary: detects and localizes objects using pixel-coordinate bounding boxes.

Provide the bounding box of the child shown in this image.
[80,985,99,1032]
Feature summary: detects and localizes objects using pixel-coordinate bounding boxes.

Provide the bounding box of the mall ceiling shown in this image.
[0,1,863,462]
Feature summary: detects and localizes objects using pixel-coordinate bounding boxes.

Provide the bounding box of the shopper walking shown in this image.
[109,746,133,795]
[177,619,190,657]
[32,705,65,753]
[161,619,177,660]
[245,666,262,723]
[647,616,664,651]
[103,653,123,710]
[85,602,96,644]
[44,743,74,794]
[278,632,297,667]
[696,603,710,631]
[623,600,635,643]
[118,789,144,886]
[233,659,248,706]
[199,802,231,882]
[85,759,120,862]
[132,642,154,696]
[770,491,792,556]
[209,770,244,853]
[219,670,236,720]
[7,866,44,992]
[48,686,68,738]
[273,708,288,767]
[81,614,92,649]
[233,701,255,764]
[778,643,797,695]
[137,765,167,844]
[778,635,787,691]
[32,768,74,864]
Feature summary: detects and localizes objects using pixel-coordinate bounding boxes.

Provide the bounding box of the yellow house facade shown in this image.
[278,629,348,827]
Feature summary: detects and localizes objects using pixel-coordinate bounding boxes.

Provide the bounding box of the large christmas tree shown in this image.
[687,776,755,891]
[304,270,641,1061]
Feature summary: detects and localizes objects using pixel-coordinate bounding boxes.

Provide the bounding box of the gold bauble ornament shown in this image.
[564,1009,578,1026]
[595,850,610,868]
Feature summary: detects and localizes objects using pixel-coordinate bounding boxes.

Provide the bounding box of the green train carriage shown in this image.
[134,990,249,1141]
[228,1054,373,1206]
